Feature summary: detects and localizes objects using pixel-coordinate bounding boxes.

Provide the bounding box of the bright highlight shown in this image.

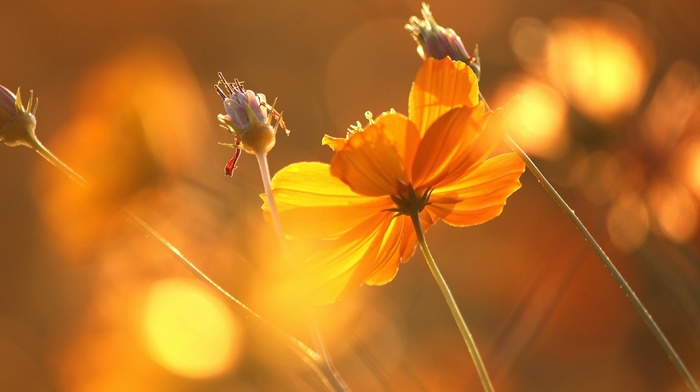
[141,278,242,379]
[546,18,649,123]
[498,78,568,159]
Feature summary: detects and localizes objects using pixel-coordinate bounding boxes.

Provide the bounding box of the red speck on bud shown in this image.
[214,73,290,177]
[224,148,242,176]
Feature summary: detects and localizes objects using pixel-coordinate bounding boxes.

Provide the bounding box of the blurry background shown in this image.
[1,0,700,390]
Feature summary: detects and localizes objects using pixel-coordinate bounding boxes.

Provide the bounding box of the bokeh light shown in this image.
[510,17,549,72]
[141,278,242,379]
[607,193,650,252]
[648,183,698,243]
[683,142,700,198]
[496,77,568,159]
[545,15,652,123]
[641,60,700,152]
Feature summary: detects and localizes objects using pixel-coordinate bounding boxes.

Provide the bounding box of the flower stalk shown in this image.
[255,151,286,246]
[255,150,351,392]
[218,77,350,391]
[409,209,494,392]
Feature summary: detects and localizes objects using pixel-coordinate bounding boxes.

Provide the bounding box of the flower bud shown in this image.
[406,3,481,78]
[215,74,289,175]
[0,85,39,148]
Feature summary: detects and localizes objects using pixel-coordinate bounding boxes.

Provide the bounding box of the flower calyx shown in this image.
[0,86,39,148]
[389,184,433,217]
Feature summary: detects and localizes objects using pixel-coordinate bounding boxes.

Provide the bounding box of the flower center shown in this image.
[390,184,432,216]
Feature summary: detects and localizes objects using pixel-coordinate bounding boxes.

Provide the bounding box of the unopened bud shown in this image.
[0,85,39,148]
[406,3,481,78]
[215,74,289,176]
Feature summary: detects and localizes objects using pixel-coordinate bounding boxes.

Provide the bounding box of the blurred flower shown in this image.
[264,58,525,303]
[215,74,289,176]
[0,85,38,148]
[406,3,480,78]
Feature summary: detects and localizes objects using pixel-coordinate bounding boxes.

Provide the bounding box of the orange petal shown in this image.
[321,134,347,151]
[365,214,412,285]
[366,211,440,285]
[436,97,522,187]
[263,162,391,239]
[409,57,479,136]
[410,105,484,188]
[330,113,417,196]
[299,212,398,304]
[427,153,525,227]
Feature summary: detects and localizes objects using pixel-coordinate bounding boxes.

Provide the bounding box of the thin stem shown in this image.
[254,151,286,248]
[120,209,330,378]
[29,137,86,185]
[480,92,698,391]
[409,209,494,392]
[254,151,351,392]
[24,140,339,390]
[504,135,699,392]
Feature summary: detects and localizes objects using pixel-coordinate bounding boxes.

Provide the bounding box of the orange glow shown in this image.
[606,193,649,252]
[141,278,242,379]
[684,142,700,198]
[642,61,700,151]
[510,17,549,71]
[34,41,211,261]
[496,77,568,159]
[648,183,698,243]
[545,17,651,123]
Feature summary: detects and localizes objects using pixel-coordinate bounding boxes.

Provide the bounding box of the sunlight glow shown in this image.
[649,183,698,242]
[497,78,568,159]
[141,278,242,379]
[545,18,650,123]
[607,193,649,252]
[685,142,700,198]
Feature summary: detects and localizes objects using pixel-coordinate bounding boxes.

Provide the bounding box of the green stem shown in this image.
[503,135,699,392]
[24,140,338,390]
[409,209,495,392]
[254,151,351,392]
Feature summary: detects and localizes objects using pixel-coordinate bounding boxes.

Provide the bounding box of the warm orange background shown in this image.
[1,0,699,391]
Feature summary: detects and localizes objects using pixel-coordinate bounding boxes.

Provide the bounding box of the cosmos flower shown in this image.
[263,58,525,303]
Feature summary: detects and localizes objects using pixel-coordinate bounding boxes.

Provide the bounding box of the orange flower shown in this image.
[263,58,525,303]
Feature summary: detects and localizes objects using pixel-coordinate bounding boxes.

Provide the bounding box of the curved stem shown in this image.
[255,151,351,392]
[409,209,494,392]
[504,135,699,392]
[23,140,337,389]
